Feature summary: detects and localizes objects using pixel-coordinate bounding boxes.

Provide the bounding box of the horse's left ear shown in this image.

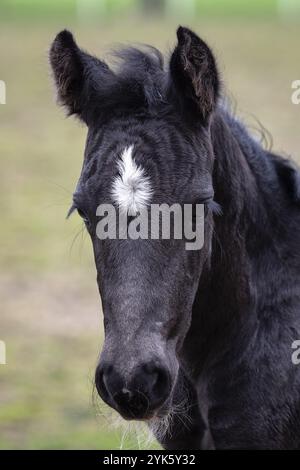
[169,26,220,124]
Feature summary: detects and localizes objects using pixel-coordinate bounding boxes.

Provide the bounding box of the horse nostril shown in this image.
[95,361,171,419]
[142,364,171,404]
[155,368,170,395]
[95,364,114,405]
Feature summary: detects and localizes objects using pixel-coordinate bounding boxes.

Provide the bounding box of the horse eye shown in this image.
[204,203,209,217]
[199,198,213,217]
[77,208,89,224]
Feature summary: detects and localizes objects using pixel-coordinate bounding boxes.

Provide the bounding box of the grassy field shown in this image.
[0,14,299,449]
[0,0,286,19]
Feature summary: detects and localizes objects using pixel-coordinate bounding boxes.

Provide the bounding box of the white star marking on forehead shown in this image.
[111,145,153,216]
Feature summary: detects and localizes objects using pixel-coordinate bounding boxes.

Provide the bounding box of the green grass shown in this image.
[0,335,157,449]
[1,0,294,20]
[0,15,299,449]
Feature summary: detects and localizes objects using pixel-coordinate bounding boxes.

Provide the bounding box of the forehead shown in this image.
[75,117,213,207]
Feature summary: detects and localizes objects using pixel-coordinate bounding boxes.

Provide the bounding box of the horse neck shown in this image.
[181,110,281,374]
[210,109,265,284]
[209,108,286,297]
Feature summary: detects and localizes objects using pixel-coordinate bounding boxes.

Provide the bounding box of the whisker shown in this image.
[68,223,86,258]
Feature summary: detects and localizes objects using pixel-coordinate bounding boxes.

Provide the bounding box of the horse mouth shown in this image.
[119,410,156,421]
[116,403,169,422]
[115,395,172,422]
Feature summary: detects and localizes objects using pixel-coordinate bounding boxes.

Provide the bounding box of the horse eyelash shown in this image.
[66,204,77,219]
[208,200,222,216]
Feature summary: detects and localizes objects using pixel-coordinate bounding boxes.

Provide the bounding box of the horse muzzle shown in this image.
[95,360,172,420]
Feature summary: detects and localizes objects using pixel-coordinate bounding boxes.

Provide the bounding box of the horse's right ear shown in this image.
[49,30,112,124]
[168,26,220,125]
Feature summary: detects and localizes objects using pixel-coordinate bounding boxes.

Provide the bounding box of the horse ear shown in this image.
[169,26,220,124]
[49,30,112,124]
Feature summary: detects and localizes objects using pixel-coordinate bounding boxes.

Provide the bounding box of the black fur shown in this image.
[50,26,300,449]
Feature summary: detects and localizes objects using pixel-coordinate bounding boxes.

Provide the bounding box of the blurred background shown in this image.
[0,0,299,450]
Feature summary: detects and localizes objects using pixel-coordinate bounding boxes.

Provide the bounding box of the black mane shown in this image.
[99,45,167,115]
